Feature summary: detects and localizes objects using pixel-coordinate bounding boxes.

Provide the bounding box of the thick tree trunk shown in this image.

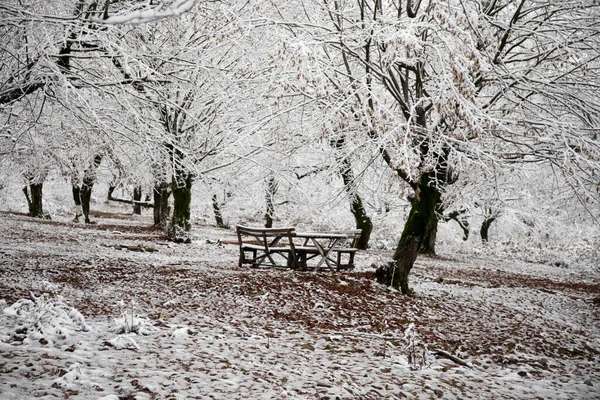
[72,185,83,222]
[170,172,192,243]
[376,174,441,295]
[133,185,142,215]
[29,183,45,218]
[212,193,227,228]
[23,184,47,218]
[153,182,171,227]
[80,183,93,224]
[420,216,438,255]
[80,154,103,224]
[480,217,496,243]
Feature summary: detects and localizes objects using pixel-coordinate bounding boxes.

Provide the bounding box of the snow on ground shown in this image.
[0,209,599,399]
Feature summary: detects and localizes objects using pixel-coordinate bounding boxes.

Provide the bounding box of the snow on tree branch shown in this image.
[99,0,198,25]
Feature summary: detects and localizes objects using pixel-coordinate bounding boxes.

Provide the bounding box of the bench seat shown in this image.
[241,243,294,252]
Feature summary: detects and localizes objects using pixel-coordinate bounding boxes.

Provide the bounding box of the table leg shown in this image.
[314,238,338,270]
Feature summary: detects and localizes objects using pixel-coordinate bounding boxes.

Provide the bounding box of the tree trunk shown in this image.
[80,183,93,224]
[376,174,441,295]
[456,219,470,241]
[22,187,32,214]
[29,183,45,218]
[264,174,277,228]
[170,172,192,243]
[349,195,373,250]
[153,181,171,227]
[107,185,116,200]
[420,216,438,255]
[72,185,83,222]
[80,155,103,224]
[212,193,227,228]
[480,216,496,243]
[153,187,161,226]
[335,138,373,249]
[23,184,47,218]
[133,185,142,215]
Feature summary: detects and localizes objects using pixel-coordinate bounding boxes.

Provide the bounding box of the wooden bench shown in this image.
[236,225,298,268]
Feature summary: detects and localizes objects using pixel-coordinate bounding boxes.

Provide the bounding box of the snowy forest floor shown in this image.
[0,209,599,400]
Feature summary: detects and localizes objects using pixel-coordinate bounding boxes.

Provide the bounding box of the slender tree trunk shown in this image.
[212,193,227,228]
[170,172,192,243]
[376,174,441,295]
[334,138,373,249]
[455,217,470,241]
[348,194,373,250]
[264,174,277,228]
[153,186,161,226]
[133,185,142,215]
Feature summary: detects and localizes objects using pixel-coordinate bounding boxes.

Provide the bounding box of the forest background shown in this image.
[1,0,599,293]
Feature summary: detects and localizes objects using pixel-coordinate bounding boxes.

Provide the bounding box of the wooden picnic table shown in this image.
[294,231,352,270]
[236,225,361,271]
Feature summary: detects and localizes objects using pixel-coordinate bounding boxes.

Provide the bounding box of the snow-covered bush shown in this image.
[0,290,89,345]
[404,323,431,370]
[112,299,156,336]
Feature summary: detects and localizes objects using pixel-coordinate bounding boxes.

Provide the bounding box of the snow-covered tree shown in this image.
[270,0,600,293]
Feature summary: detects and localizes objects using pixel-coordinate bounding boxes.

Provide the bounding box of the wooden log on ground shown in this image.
[108,197,154,208]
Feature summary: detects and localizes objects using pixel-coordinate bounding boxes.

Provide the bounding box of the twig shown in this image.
[433,349,474,368]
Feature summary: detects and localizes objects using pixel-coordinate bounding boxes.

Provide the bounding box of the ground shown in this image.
[0,209,599,399]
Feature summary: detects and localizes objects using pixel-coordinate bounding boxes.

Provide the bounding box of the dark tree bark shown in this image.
[480,216,496,243]
[72,184,83,222]
[420,208,470,254]
[79,154,103,224]
[133,185,142,215]
[348,193,373,250]
[212,193,227,228]
[107,185,116,200]
[153,181,171,227]
[333,137,373,249]
[22,187,32,214]
[376,172,442,295]
[22,183,47,218]
[80,184,93,224]
[170,172,192,243]
[394,176,441,294]
[264,174,277,228]
[450,212,470,241]
[420,216,438,255]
